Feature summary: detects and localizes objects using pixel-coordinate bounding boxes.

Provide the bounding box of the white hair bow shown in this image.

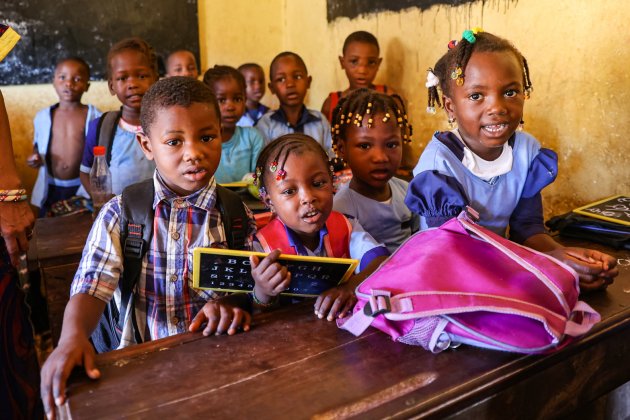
[425,70,439,88]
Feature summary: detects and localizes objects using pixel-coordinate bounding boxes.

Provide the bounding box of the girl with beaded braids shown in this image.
[405,28,618,291]
[331,88,418,253]
[249,134,389,319]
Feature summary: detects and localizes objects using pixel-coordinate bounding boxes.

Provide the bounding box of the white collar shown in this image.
[452,129,513,181]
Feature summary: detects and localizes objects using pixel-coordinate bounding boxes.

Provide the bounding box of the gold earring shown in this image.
[448,116,457,129]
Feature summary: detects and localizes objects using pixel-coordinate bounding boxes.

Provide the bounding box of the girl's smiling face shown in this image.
[263,150,333,251]
[444,50,525,161]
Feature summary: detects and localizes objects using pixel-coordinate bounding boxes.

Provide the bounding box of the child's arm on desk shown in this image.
[524,233,619,291]
[315,255,388,321]
[40,294,105,420]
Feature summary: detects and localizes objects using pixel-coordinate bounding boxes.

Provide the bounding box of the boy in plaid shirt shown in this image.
[41,77,281,418]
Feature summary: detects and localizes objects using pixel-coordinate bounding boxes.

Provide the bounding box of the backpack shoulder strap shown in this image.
[119,178,155,342]
[255,217,296,255]
[97,110,122,166]
[215,185,249,250]
[328,91,343,122]
[323,211,352,258]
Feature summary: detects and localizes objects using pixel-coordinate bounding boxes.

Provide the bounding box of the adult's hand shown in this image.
[0,200,34,267]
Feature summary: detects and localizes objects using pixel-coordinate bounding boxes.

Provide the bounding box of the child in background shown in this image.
[237,62,268,126]
[321,31,394,123]
[40,77,282,417]
[203,65,264,183]
[256,52,334,157]
[249,134,389,320]
[165,49,199,79]
[79,37,158,196]
[27,56,101,216]
[405,29,618,291]
[332,88,417,254]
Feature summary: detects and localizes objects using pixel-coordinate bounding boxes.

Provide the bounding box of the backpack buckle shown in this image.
[364,291,391,317]
[124,223,145,259]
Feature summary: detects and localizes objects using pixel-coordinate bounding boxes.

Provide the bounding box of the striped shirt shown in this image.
[71,172,256,349]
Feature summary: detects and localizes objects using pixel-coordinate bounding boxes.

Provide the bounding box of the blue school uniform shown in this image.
[237,103,269,127]
[405,130,558,243]
[255,106,334,157]
[214,126,264,184]
[80,116,155,195]
[334,177,417,254]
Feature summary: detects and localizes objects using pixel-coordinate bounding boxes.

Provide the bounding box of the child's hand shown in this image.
[547,247,618,292]
[189,299,251,336]
[314,283,357,321]
[26,152,43,168]
[250,249,291,304]
[40,335,100,420]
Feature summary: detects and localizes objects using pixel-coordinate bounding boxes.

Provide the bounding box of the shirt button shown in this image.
[171,231,180,240]
[174,199,184,207]
[172,316,179,325]
[170,274,178,282]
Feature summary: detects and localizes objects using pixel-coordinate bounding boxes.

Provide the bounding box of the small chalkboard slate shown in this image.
[573,195,630,227]
[193,248,358,297]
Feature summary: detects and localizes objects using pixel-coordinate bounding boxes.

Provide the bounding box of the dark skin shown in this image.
[41,102,254,420]
[442,50,618,290]
[0,92,34,267]
[80,49,157,195]
[268,55,312,127]
[40,293,251,419]
[27,60,90,182]
[337,112,403,202]
[250,150,387,319]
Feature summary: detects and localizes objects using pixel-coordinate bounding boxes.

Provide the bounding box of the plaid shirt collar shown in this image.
[152,171,218,212]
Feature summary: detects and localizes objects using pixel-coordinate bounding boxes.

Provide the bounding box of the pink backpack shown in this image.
[339,209,600,354]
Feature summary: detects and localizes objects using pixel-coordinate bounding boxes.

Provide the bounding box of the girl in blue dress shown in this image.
[405,28,618,291]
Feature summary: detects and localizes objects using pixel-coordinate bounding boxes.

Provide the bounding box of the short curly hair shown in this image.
[140,76,220,136]
[202,64,246,94]
[106,37,158,79]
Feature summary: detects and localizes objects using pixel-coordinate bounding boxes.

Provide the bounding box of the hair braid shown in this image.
[253,134,332,198]
[428,31,534,106]
[330,88,412,164]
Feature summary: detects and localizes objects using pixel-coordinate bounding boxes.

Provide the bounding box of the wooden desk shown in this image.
[28,213,92,344]
[31,212,93,269]
[61,245,630,419]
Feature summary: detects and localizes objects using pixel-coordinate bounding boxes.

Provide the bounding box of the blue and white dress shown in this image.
[404,130,558,243]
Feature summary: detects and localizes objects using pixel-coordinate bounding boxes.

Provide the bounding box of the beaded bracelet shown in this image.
[0,189,26,196]
[0,192,28,202]
[251,290,279,308]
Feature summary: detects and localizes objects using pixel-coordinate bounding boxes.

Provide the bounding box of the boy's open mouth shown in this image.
[183,167,207,180]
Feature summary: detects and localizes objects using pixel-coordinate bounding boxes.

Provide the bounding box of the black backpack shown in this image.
[91,179,249,353]
[96,110,122,166]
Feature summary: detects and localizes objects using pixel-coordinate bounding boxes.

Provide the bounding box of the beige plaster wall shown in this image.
[3,0,628,218]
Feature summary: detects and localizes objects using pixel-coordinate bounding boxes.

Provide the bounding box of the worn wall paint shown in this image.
[3,0,628,218]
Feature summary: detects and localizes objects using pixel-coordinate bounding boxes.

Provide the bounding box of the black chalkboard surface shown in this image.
[573,195,630,227]
[326,0,478,21]
[0,0,199,85]
[193,248,358,297]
